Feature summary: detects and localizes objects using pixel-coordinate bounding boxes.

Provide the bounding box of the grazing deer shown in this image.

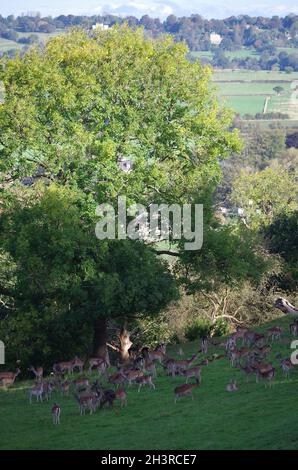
[136,375,155,392]
[174,383,199,403]
[53,361,73,375]
[60,380,70,396]
[115,389,127,407]
[240,365,255,383]
[72,377,89,389]
[280,358,293,378]
[52,403,61,425]
[28,366,43,380]
[71,356,84,373]
[108,372,126,388]
[120,368,142,385]
[0,368,21,388]
[226,379,237,392]
[28,382,44,404]
[267,326,282,342]
[88,357,108,374]
[181,366,201,384]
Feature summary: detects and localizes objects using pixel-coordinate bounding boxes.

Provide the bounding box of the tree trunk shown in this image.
[119,324,133,362]
[92,317,109,362]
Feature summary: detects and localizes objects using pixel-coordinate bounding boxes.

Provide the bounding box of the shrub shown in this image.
[185,319,212,341]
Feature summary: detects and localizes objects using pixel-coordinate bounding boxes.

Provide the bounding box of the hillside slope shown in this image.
[0,315,298,450]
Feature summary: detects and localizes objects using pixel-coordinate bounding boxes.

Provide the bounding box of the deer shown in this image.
[181,366,202,384]
[88,357,108,374]
[280,358,293,378]
[28,366,43,381]
[72,377,89,390]
[115,389,127,407]
[28,382,44,404]
[120,368,142,386]
[42,381,54,401]
[226,379,238,392]
[108,372,126,388]
[257,367,276,388]
[53,361,73,375]
[142,347,165,364]
[240,365,255,383]
[74,393,96,415]
[143,360,157,378]
[60,380,70,396]
[0,368,21,388]
[174,383,199,403]
[201,338,208,354]
[71,356,84,373]
[52,403,61,425]
[136,375,155,392]
[267,326,282,342]
[290,320,298,337]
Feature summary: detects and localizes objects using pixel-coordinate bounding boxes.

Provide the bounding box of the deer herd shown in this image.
[1,311,298,425]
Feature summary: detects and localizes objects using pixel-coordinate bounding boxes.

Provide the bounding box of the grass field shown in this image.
[1,315,298,450]
[212,70,298,117]
[190,47,298,63]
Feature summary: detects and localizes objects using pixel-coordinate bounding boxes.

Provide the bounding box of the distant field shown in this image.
[191,47,298,63]
[0,38,22,53]
[212,70,298,118]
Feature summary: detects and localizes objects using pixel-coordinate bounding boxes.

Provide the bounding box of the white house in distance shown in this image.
[210,32,222,45]
[92,23,110,31]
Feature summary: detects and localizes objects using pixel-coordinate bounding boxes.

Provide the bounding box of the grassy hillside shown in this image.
[1,315,298,450]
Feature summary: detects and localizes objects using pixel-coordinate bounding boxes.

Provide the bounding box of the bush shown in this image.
[185,319,212,341]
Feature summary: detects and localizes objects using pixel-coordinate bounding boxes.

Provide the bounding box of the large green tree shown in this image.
[0,26,240,364]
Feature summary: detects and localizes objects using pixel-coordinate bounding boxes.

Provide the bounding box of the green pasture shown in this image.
[1,316,298,450]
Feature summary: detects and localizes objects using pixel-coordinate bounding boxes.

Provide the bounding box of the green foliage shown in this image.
[0,26,239,208]
[185,318,212,341]
[231,166,298,229]
[0,185,178,367]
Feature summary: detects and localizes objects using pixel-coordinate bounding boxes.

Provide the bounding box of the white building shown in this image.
[92,23,110,31]
[210,32,222,45]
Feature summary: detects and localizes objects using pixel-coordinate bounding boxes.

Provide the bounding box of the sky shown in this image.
[0,0,297,19]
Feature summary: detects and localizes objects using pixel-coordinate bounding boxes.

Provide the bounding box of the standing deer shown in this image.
[28,366,43,380]
[115,389,127,407]
[53,361,73,375]
[267,326,282,342]
[0,368,21,388]
[280,358,293,378]
[136,375,155,392]
[60,380,70,396]
[52,403,61,425]
[174,383,199,403]
[28,382,44,403]
[71,356,84,373]
[181,366,201,384]
[72,377,89,390]
[88,357,108,374]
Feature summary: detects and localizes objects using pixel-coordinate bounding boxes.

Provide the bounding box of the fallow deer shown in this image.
[60,380,70,396]
[88,357,108,374]
[0,368,20,388]
[28,382,44,404]
[257,367,275,388]
[52,403,61,425]
[71,356,84,373]
[53,361,73,375]
[267,326,282,342]
[28,366,43,380]
[174,383,199,403]
[181,366,201,384]
[136,375,155,392]
[280,358,293,378]
[72,377,89,390]
[115,389,127,407]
